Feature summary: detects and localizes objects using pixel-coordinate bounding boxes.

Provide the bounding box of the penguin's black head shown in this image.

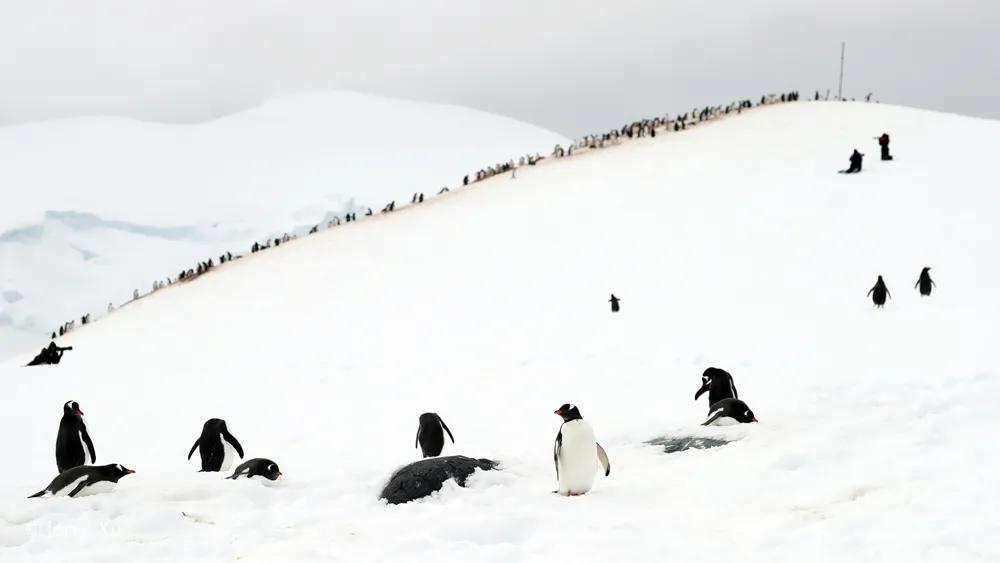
[63,401,83,416]
[736,406,758,424]
[555,403,583,421]
[262,462,282,480]
[109,464,136,480]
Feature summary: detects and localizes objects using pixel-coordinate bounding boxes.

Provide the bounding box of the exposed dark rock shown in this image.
[380,455,498,505]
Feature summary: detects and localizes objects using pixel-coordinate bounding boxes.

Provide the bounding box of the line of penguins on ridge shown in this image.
[33,90,810,364]
[31,367,750,499]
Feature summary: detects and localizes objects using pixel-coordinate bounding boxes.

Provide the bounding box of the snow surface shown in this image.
[2,101,999,562]
[0,91,568,358]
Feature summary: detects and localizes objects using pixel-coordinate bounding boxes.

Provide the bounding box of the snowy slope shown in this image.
[1,102,999,562]
[0,91,568,358]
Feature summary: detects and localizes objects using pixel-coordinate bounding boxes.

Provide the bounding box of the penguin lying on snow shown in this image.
[188,419,244,472]
[702,399,757,426]
[553,404,610,496]
[56,400,96,472]
[29,464,134,498]
[415,413,455,458]
[227,458,282,480]
[694,367,737,408]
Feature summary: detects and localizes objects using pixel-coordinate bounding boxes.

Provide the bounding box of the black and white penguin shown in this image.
[915,267,936,296]
[553,404,610,496]
[867,275,891,307]
[227,458,282,480]
[187,419,244,472]
[29,464,134,498]
[701,398,757,426]
[415,413,455,458]
[55,401,96,472]
[609,294,621,313]
[694,367,738,408]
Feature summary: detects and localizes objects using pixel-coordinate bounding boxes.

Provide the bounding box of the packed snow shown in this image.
[0,90,568,358]
[2,101,999,562]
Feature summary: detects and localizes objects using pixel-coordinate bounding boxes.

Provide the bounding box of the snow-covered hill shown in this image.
[0,91,568,358]
[2,102,998,562]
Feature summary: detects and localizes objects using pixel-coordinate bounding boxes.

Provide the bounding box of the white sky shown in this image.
[0,0,997,135]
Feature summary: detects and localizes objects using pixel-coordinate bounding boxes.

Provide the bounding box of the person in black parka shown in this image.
[878,133,893,161]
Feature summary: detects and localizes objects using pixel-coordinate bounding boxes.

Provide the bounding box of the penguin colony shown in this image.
[39,90,806,351]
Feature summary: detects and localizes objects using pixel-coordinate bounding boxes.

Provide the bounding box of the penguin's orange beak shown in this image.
[752,417,759,423]
[276,471,283,477]
[126,469,136,474]
[554,409,564,416]
[74,409,84,416]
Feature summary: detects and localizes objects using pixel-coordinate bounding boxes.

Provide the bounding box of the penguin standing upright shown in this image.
[694,367,738,409]
[55,401,96,472]
[553,404,610,496]
[867,275,891,307]
[187,419,244,472]
[702,398,757,426]
[609,294,621,313]
[415,413,455,458]
[915,267,936,296]
[29,464,134,498]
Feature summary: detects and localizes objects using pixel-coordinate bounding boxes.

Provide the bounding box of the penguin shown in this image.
[227,458,282,480]
[187,419,244,472]
[553,404,610,496]
[415,413,455,458]
[29,464,134,498]
[915,267,936,296]
[694,367,738,408]
[701,398,757,426]
[55,401,96,473]
[867,275,891,308]
[609,294,621,313]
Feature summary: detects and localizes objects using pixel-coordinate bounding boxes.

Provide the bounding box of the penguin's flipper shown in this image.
[553,430,563,480]
[28,489,47,499]
[221,430,245,459]
[694,381,711,400]
[414,426,421,449]
[914,279,920,289]
[597,443,611,477]
[187,438,200,460]
[68,479,93,498]
[438,416,455,443]
[81,428,97,463]
[702,408,725,426]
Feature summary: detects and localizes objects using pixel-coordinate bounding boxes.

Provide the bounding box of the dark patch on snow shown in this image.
[645,435,733,454]
[2,290,24,304]
[380,455,499,505]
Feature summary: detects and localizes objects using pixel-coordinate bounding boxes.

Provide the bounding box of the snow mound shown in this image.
[2,102,999,562]
[0,90,568,357]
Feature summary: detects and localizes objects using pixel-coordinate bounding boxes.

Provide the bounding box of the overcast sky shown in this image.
[0,0,997,136]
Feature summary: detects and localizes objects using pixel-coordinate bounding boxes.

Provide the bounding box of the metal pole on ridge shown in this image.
[838,42,846,100]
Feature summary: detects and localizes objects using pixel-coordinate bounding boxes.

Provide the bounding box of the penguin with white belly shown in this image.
[55,401,96,472]
[187,418,245,472]
[29,464,135,498]
[553,404,611,496]
[702,398,758,426]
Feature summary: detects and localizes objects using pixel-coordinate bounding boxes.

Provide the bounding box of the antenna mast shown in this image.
[838,42,846,100]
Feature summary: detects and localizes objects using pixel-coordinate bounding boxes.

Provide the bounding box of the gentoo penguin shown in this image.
[227,458,282,480]
[187,419,244,472]
[608,294,621,313]
[867,275,891,308]
[553,404,610,496]
[694,367,738,408]
[29,464,134,498]
[415,413,455,458]
[915,267,936,296]
[55,401,96,472]
[702,399,758,426]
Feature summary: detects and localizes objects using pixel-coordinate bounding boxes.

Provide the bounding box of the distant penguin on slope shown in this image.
[29,464,134,498]
[702,398,758,426]
[609,294,621,313]
[55,401,96,473]
[553,404,610,496]
[915,267,936,296]
[187,419,244,472]
[694,367,738,409]
[415,413,455,458]
[227,458,282,480]
[867,275,891,308]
